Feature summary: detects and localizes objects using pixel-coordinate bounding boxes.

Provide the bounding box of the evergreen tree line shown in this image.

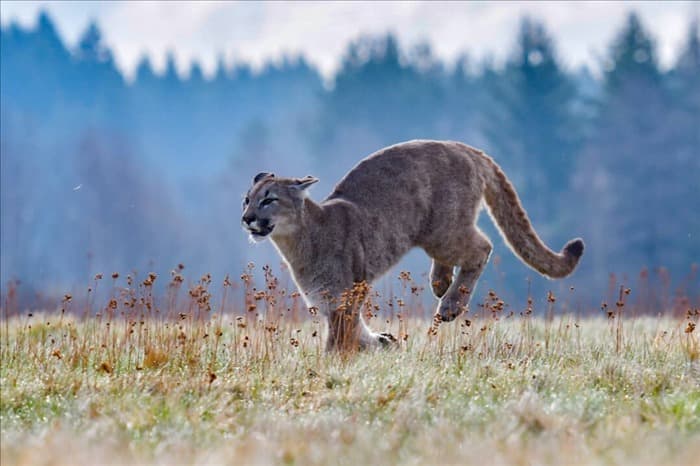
[1,11,698,305]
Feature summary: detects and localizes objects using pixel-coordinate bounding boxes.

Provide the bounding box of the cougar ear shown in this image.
[293,175,319,190]
[253,172,274,184]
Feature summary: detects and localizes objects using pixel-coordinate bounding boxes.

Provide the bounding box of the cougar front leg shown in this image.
[324,288,396,352]
[326,303,362,351]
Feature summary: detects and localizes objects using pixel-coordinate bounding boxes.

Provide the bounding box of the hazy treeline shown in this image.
[1,11,698,306]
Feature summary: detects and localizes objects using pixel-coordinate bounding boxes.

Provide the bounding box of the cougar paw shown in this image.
[437,298,465,322]
[358,331,397,350]
[377,332,397,347]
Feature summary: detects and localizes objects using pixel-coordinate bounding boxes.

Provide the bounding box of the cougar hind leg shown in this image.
[430,261,454,298]
[436,230,492,322]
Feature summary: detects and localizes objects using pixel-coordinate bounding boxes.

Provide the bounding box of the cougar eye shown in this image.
[243,196,250,205]
[260,198,277,207]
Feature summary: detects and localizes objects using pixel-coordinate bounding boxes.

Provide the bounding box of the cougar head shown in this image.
[241,172,319,242]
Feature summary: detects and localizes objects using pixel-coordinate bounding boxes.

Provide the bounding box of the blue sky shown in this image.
[1,1,697,80]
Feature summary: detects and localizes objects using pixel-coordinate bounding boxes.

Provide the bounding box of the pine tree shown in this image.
[135,55,157,86]
[669,19,700,155]
[73,21,124,123]
[317,34,446,176]
[666,20,700,269]
[1,11,71,114]
[35,10,68,62]
[576,13,682,280]
[163,52,182,89]
[213,54,229,84]
[76,21,111,63]
[445,53,482,143]
[481,18,580,221]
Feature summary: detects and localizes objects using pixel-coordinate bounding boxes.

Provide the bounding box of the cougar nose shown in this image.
[242,214,256,226]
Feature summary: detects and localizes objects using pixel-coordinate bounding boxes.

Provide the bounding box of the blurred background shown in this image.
[1,1,698,310]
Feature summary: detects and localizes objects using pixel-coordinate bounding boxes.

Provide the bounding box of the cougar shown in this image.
[241,140,584,351]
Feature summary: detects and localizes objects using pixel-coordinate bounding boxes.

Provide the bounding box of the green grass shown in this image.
[1,275,699,465]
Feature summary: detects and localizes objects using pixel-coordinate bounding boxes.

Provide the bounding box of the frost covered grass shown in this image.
[1,269,699,466]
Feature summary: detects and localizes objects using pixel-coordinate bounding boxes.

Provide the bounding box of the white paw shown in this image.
[360,331,397,349]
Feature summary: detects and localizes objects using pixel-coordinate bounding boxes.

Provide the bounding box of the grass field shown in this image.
[1,271,699,466]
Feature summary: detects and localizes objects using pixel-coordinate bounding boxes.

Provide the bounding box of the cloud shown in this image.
[1,0,697,81]
[104,1,233,77]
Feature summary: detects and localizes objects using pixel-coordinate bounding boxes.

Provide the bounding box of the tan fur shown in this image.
[242,140,584,351]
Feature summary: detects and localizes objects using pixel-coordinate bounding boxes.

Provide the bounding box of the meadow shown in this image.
[1,267,699,466]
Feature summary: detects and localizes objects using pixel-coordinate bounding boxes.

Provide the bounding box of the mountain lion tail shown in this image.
[478,152,584,279]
